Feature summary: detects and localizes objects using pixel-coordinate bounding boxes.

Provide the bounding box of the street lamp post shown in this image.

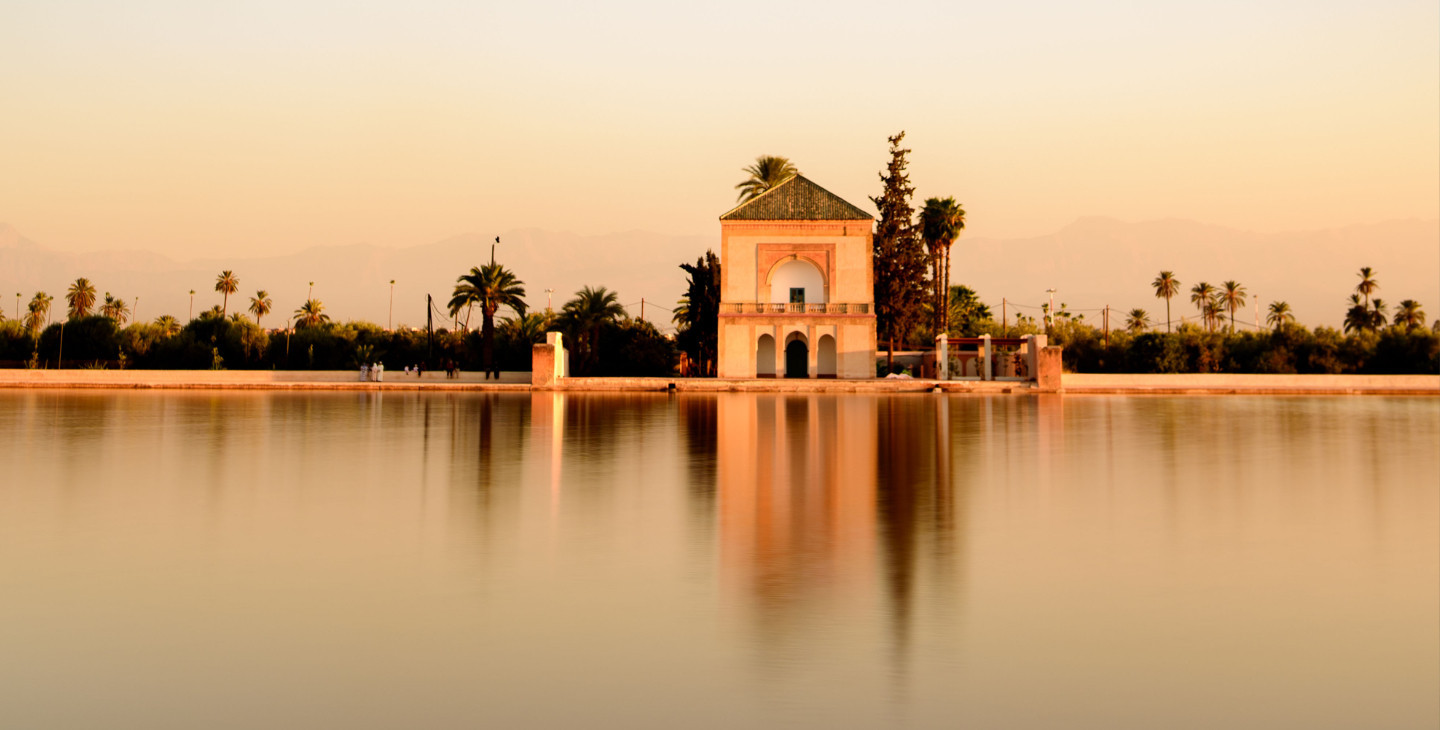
[388,280,395,331]
[134,296,139,325]
[545,288,554,311]
[1046,288,1057,333]
[189,290,195,321]
[491,236,499,266]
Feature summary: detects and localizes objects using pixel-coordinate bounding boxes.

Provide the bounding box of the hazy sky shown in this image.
[2,0,1437,259]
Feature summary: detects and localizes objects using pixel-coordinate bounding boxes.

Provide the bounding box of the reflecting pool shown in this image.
[1,392,1435,729]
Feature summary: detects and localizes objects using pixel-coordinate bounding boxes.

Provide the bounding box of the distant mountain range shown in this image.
[1,218,1436,330]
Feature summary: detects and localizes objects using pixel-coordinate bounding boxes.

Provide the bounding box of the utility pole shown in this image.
[1046,288,1056,333]
[640,298,645,322]
[1104,305,1109,347]
[1002,298,1007,337]
[426,294,434,365]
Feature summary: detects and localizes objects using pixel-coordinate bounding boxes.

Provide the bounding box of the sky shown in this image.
[2,0,1437,262]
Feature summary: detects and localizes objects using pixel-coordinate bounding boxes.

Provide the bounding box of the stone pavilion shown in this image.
[716,175,877,379]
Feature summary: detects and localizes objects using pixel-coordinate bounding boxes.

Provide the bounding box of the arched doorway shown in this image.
[817,335,837,378]
[756,334,776,378]
[785,338,808,378]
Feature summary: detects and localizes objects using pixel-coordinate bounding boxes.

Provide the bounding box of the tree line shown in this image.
[1,267,679,375]
[926,266,1436,374]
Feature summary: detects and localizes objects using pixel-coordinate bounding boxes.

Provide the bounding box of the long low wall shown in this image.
[2,369,1435,395]
[0,369,531,390]
[1063,373,1439,395]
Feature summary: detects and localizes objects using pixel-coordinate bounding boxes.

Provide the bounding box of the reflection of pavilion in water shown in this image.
[717,395,881,640]
[427,391,1066,672]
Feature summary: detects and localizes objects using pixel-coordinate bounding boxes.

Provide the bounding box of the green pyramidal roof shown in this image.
[720,174,873,221]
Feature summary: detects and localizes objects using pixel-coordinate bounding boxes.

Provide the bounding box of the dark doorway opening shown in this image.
[785,340,808,378]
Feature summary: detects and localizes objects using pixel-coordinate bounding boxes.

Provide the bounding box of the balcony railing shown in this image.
[720,302,871,315]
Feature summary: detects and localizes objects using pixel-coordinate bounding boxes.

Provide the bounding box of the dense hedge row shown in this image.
[4,315,1433,375]
[0,315,678,376]
[1048,321,1439,375]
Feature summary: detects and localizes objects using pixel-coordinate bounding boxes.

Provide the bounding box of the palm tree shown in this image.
[215,270,239,319]
[293,299,329,328]
[66,278,97,319]
[500,312,550,347]
[672,296,690,326]
[1266,301,1294,330]
[1125,308,1150,334]
[99,292,130,325]
[1202,297,1225,333]
[560,285,627,374]
[154,315,181,337]
[25,292,52,336]
[1369,298,1388,332]
[734,155,798,202]
[1190,282,1216,331]
[1343,294,1369,334]
[249,290,273,329]
[1393,300,1426,330]
[1220,280,1247,333]
[919,197,966,335]
[450,263,527,377]
[1152,271,1180,333]
[1356,267,1379,310]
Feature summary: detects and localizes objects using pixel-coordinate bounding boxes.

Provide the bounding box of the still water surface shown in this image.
[1,392,1436,729]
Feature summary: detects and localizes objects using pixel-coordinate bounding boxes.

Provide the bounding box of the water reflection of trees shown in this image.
[678,394,719,529]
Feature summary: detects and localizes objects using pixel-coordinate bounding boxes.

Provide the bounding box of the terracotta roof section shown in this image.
[720,174,873,221]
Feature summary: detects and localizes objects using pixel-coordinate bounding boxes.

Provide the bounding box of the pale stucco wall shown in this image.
[719,219,876,379]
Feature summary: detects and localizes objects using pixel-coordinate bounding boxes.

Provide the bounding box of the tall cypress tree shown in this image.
[871,131,929,371]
